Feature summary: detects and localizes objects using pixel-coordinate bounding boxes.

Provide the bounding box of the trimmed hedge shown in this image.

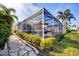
[15,31,57,50]
[40,37,56,49]
[16,31,41,46]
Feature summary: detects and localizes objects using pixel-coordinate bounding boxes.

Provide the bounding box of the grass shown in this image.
[49,31,79,56]
[50,47,79,56]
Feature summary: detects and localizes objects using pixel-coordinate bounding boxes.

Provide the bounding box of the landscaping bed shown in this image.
[15,31,79,56]
[15,31,57,56]
[49,31,79,56]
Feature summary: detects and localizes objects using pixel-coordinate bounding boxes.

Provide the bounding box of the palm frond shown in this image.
[11,15,18,21]
[69,14,76,20]
[56,15,61,19]
[58,11,63,15]
[8,8,16,14]
[64,9,71,16]
[0,3,9,14]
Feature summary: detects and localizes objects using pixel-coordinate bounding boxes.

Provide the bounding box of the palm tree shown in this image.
[57,9,75,31]
[57,11,66,25]
[0,4,18,49]
[64,9,75,30]
[0,3,18,33]
[57,11,65,22]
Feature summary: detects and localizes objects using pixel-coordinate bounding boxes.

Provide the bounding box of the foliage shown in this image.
[49,31,79,56]
[50,47,79,56]
[28,34,41,45]
[63,47,79,56]
[55,34,65,41]
[65,31,79,40]
[0,4,18,49]
[0,23,11,49]
[57,9,75,30]
[66,29,71,33]
[15,31,57,50]
[40,37,56,49]
[0,3,18,33]
[15,31,41,46]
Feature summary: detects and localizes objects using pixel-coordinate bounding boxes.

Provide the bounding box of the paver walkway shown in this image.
[0,35,39,56]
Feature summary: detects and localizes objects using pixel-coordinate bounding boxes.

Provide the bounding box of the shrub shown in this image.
[16,32,29,41]
[16,31,57,49]
[55,34,65,41]
[40,37,56,49]
[28,34,41,45]
[15,31,41,46]
[0,23,11,49]
[66,29,71,33]
[0,39,5,49]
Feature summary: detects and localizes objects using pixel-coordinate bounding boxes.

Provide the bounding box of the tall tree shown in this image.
[64,9,75,30]
[57,9,75,31]
[0,3,18,33]
[57,11,66,25]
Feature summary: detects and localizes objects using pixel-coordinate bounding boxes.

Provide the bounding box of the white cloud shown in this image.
[0,3,41,21]
[1,3,25,21]
[22,3,41,21]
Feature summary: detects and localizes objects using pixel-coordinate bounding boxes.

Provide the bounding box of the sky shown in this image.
[1,3,79,27]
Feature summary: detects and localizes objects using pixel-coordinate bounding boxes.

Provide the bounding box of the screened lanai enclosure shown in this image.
[18,8,63,39]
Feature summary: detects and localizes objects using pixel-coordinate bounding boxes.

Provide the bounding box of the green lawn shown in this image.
[49,31,79,56]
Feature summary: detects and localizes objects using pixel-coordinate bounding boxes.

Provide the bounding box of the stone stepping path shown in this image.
[0,35,39,56]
